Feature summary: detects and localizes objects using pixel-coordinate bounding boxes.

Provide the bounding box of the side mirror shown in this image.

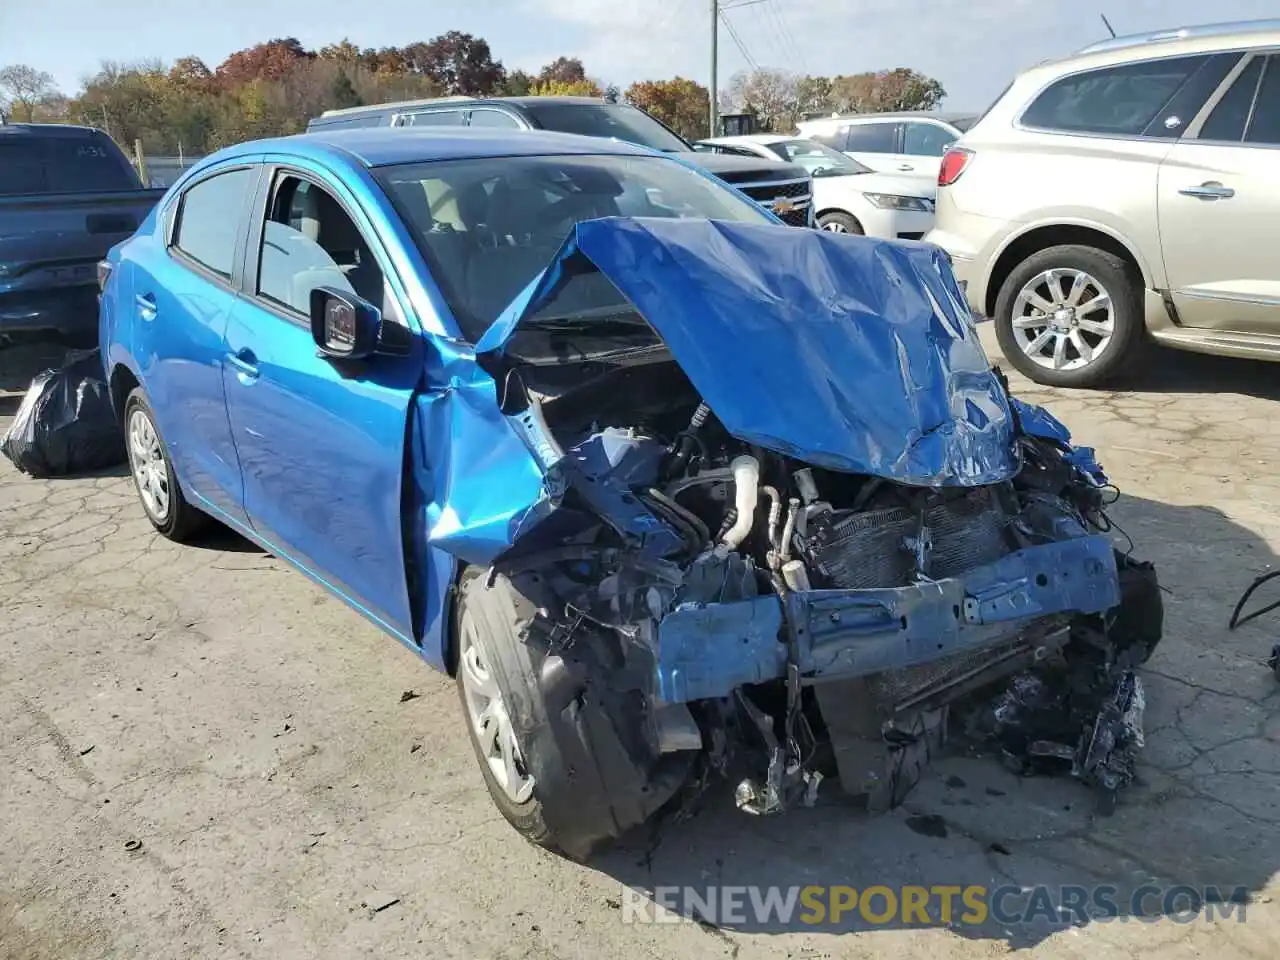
[310,286,380,360]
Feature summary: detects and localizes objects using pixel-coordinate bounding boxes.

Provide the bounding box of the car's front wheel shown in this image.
[454,569,691,861]
[818,211,864,235]
[123,388,208,541]
[994,244,1144,388]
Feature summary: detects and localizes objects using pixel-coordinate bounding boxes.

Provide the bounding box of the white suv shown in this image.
[927,19,1280,387]
[796,112,977,178]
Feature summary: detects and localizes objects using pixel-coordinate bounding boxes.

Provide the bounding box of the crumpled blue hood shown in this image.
[478,217,1018,486]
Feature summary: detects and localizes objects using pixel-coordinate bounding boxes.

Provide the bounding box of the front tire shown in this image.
[818,211,864,235]
[454,569,690,861]
[123,388,208,541]
[994,244,1144,388]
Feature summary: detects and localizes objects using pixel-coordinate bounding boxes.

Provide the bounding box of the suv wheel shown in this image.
[994,244,1143,388]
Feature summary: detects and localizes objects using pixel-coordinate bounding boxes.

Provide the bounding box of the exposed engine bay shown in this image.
[473,334,1160,852]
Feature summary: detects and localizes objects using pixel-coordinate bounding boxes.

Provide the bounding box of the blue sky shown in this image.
[3,0,1277,110]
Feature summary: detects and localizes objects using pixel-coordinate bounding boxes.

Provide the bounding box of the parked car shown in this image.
[0,122,163,342]
[308,96,814,226]
[927,18,1280,387]
[101,127,1157,859]
[695,134,936,238]
[796,111,978,177]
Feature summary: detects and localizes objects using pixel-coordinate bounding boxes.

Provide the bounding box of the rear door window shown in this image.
[902,121,956,156]
[1245,55,1280,144]
[1022,54,1211,135]
[468,109,522,128]
[403,110,466,127]
[173,168,256,279]
[1199,56,1265,142]
[843,122,899,153]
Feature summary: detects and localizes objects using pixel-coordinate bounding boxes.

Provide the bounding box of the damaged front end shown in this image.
[427,218,1162,854]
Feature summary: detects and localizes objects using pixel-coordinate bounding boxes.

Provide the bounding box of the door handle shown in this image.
[135,293,157,320]
[897,164,914,171]
[1179,182,1235,200]
[225,349,260,380]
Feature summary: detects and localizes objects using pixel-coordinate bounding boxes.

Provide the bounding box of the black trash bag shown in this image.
[0,348,125,478]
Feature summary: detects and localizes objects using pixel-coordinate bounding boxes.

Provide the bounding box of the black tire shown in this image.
[818,211,864,235]
[122,388,209,542]
[994,244,1144,388]
[454,569,691,861]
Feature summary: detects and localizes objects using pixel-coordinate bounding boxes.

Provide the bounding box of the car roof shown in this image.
[700,134,794,146]
[0,122,112,139]
[317,95,620,120]
[800,111,977,125]
[214,127,660,168]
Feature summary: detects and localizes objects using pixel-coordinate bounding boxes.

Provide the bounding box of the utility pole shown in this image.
[710,0,719,137]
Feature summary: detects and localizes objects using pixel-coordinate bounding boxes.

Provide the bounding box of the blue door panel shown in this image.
[127,239,246,523]
[221,305,420,641]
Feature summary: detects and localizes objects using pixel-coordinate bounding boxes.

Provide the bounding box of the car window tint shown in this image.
[1245,55,1280,145]
[902,122,955,157]
[0,138,47,196]
[809,128,849,151]
[843,122,898,152]
[468,109,521,128]
[407,110,465,127]
[1140,53,1240,138]
[260,176,384,313]
[1022,55,1209,135]
[44,137,137,192]
[1200,57,1264,142]
[173,169,254,278]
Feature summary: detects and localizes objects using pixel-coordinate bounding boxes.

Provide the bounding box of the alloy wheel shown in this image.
[1011,268,1115,372]
[127,409,171,523]
[458,608,535,804]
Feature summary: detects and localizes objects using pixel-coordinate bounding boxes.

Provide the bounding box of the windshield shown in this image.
[766,140,870,177]
[520,102,691,153]
[950,115,980,132]
[376,153,773,342]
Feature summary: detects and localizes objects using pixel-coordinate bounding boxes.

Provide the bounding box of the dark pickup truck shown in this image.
[0,122,163,341]
[307,96,815,227]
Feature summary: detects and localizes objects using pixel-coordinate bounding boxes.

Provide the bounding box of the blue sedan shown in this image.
[100,128,1158,859]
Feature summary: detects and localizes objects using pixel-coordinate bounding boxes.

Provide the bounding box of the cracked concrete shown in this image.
[1,330,1279,959]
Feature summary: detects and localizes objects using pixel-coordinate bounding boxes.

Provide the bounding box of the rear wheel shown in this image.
[454,569,691,861]
[994,244,1144,388]
[818,211,864,235]
[123,388,209,541]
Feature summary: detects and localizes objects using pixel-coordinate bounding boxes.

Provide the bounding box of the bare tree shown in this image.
[0,64,59,121]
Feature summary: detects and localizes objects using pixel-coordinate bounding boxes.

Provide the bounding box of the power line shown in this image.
[719,10,760,71]
[767,0,808,68]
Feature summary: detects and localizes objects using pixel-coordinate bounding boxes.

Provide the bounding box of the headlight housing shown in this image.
[863,193,932,212]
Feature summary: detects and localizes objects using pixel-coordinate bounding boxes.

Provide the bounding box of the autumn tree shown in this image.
[625,77,710,140]
[537,57,587,87]
[531,78,603,97]
[721,69,801,132]
[400,32,504,95]
[829,68,946,113]
[0,64,59,121]
[330,70,362,109]
[500,69,534,96]
[215,38,313,87]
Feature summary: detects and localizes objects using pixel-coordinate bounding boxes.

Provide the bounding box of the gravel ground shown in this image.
[1,329,1278,959]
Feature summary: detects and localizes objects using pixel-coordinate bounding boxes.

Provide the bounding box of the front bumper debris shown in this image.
[654,534,1120,703]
